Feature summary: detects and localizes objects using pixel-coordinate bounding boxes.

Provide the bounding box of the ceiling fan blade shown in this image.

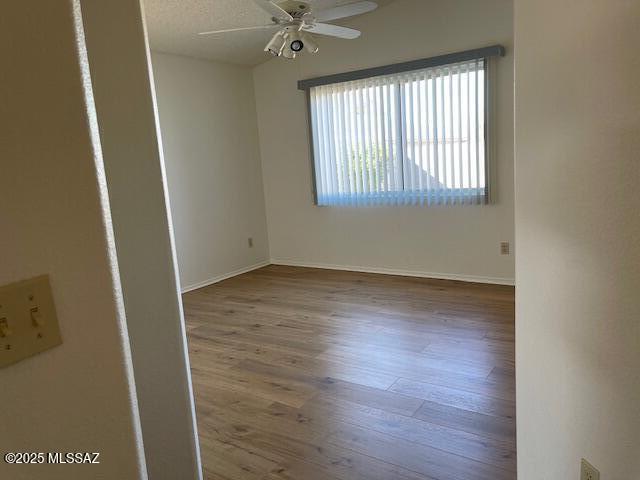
[304,23,361,39]
[313,1,378,22]
[252,0,293,22]
[198,24,278,36]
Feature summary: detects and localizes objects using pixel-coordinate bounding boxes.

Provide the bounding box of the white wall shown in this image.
[81,2,202,479]
[152,53,270,292]
[515,0,640,479]
[0,1,146,478]
[253,0,515,284]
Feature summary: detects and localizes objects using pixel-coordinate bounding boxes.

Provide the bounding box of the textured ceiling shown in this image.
[144,0,396,66]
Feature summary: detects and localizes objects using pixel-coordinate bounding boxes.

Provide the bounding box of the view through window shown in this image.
[308,58,488,206]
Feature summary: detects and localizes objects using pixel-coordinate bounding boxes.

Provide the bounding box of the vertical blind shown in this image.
[308,59,487,206]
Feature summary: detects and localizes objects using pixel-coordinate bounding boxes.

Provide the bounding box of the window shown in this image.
[302,51,499,206]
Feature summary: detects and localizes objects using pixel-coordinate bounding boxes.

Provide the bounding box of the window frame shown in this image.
[299,46,505,206]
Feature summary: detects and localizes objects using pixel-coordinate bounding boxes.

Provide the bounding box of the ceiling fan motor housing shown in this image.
[278,0,311,16]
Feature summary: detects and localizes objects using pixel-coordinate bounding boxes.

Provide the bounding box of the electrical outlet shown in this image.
[581,459,600,480]
[500,241,510,255]
[248,237,254,248]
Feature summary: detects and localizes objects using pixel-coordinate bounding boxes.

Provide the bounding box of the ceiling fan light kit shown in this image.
[199,1,378,60]
[264,25,318,59]
[265,30,288,56]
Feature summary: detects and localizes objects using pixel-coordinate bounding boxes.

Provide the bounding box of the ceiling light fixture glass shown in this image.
[264,31,287,56]
[281,39,297,59]
[302,33,319,54]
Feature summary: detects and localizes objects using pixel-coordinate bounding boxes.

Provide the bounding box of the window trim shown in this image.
[297,45,504,91]
[300,46,505,206]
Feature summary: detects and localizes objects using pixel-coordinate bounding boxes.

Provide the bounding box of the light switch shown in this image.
[30,307,44,327]
[0,275,62,368]
[0,318,11,338]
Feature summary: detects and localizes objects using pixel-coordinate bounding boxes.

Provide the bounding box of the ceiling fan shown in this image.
[198,0,378,59]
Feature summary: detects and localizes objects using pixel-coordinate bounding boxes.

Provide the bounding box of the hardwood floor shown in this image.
[183,265,516,480]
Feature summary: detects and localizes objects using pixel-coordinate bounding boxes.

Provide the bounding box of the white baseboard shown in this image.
[270,258,515,286]
[181,258,515,291]
[180,260,270,293]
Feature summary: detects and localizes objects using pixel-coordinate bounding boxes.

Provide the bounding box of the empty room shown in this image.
[149,0,517,478]
[1,1,638,480]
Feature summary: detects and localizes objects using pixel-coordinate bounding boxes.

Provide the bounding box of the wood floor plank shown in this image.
[260,460,345,480]
[191,334,398,390]
[192,362,318,408]
[319,343,494,378]
[413,400,516,443]
[319,377,424,417]
[190,323,327,356]
[199,434,282,480]
[280,396,516,471]
[234,359,421,416]
[183,265,516,480]
[389,378,516,419]
[327,425,514,480]
[198,410,434,480]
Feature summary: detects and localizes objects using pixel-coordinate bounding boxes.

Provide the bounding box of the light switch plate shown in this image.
[0,275,62,368]
[581,458,600,480]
